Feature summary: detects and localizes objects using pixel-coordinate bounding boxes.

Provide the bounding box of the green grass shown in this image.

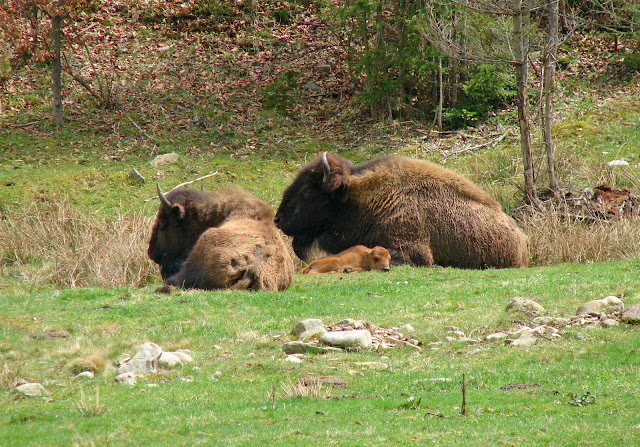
[1,262,639,446]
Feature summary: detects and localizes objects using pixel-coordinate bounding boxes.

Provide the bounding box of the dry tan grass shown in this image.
[518,207,640,265]
[0,200,156,288]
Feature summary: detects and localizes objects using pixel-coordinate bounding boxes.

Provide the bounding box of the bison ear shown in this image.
[321,152,351,198]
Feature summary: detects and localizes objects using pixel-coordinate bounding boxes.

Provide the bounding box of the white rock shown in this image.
[320,329,372,349]
[170,351,194,363]
[601,319,619,328]
[115,372,137,386]
[73,371,95,380]
[606,159,629,166]
[485,332,508,341]
[149,152,179,167]
[577,296,623,316]
[400,324,415,333]
[292,318,326,340]
[285,355,304,364]
[509,330,537,347]
[506,297,545,314]
[15,383,48,397]
[158,352,182,368]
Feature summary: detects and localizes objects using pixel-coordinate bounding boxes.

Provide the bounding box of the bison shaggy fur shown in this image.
[148,186,293,291]
[300,245,391,274]
[274,152,529,269]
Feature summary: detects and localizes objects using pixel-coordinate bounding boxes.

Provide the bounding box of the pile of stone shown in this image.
[283,318,420,359]
[114,342,194,386]
[431,295,640,350]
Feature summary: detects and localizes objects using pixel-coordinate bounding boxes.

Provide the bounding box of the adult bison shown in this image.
[148,185,294,292]
[274,152,529,269]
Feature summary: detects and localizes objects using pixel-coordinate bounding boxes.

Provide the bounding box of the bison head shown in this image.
[274,152,353,260]
[367,246,392,272]
[148,185,211,280]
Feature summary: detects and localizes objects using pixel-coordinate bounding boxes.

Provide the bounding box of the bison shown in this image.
[274,152,529,269]
[148,185,294,292]
[300,245,391,274]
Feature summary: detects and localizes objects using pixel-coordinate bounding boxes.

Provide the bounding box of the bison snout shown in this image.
[382,266,390,272]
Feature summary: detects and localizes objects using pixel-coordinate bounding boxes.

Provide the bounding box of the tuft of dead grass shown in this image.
[280,379,333,399]
[0,200,157,288]
[518,207,640,265]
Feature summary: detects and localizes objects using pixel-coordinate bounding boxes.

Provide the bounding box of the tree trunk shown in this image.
[512,0,539,205]
[437,56,443,130]
[52,14,63,128]
[543,0,559,194]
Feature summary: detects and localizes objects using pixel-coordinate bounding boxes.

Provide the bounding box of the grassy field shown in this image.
[2,9,640,443]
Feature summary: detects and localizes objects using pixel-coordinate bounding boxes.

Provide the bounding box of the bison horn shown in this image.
[322,151,332,182]
[156,183,172,210]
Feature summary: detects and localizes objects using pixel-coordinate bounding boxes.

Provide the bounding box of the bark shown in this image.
[512,0,539,205]
[52,14,63,128]
[543,0,559,194]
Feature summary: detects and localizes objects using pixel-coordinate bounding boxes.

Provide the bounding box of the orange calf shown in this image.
[300,245,391,274]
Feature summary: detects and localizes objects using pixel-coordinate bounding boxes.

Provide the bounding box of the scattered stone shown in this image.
[506,297,545,314]
[28,329,71,339]
[298,375,347,388]
[73,371,95,380]
[622,303,640,324]
[543,327,559,337]
[303,80,320,92]
[509,329,537,347]
[283,341,340,355]
[211,371,222,381]
[15,383,48,397]
[170,350,194,363]
[285,355,304,364]
[320,329,372,349]
[149,152,179,167]
[499,382,541,391]
[601,319,619,328]
[334,319,367,330]
[128,168,145,182]
[532,316,554,326]
[158,352,182,368]
[576,296,623,316]
[116,342,162,375]
[314,64,331,73]
[115,372,137,386]
[400,324,415,333]
[292,318,326,340]
[606,159,629,167]
[486,332,508,341]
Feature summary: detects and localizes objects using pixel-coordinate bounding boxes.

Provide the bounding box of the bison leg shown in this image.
[390,244,434,267]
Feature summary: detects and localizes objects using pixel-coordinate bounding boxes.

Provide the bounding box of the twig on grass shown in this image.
[144,172,219,202]
[461,373,467,416]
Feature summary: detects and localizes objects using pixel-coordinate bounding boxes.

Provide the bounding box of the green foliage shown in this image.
[621,53,640,72]
[262,70,300,115]
[568,391,596,407]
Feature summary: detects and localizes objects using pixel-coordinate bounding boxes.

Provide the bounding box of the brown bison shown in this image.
[274,152,529,269]
[148,185,294,292]
[300,245,391,274]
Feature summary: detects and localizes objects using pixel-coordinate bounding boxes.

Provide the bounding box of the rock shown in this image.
[601,319,619,328]
[115,372,137,386]
[128,168,145,182]
[606,159,629,167]
[400,324,415,333]
[314,64,332,73]
[211,371,222,381]
[149,153,179,167]
[283,341,340,355]
[532,316,554,326]
[157,352,182,368]
[576,296,624,316]
[506,297,545,314]
[285,355,304,364]
[334,319,366,330]
[509,330,537,347]
[486,332,508,342]
[544,327,559,337]
[292,318,326,340]
[320,330,372,349]
[116,342,162,375]
[15,383,48,397]
[622,303,640,324]
[73,371,95,380]
[170,350,194,363]
[303,80,320,92]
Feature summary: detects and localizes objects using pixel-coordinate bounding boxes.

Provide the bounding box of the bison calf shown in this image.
[148,185,293,292]
[300,245,391,274]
